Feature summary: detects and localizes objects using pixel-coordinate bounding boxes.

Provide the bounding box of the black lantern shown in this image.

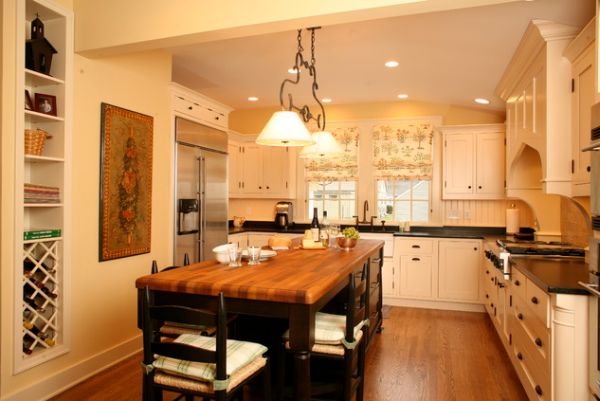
[25,14,57,75]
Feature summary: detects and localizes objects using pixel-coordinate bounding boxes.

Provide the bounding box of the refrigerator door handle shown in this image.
[198,156,206,261]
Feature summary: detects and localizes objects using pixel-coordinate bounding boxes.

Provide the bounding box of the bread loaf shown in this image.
[268,236,292,250]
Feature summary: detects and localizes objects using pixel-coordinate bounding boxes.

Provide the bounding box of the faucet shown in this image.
[360,200,369,224]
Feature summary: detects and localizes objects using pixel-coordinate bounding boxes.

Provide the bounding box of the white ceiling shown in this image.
[169,0,594,111]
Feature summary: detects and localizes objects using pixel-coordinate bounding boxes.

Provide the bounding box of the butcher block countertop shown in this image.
[136,239,384,304]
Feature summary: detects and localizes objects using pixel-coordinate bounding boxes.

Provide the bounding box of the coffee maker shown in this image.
[275,201,293,229]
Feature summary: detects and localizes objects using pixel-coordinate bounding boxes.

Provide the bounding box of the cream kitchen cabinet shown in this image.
[228,142,295,199]
[497,20,579,197]
[396,238,436,299]
[442,124,505,200]
[438,239,481,302]
[171,83,230,130]
[227,232,248,249]
[564,19,595,197]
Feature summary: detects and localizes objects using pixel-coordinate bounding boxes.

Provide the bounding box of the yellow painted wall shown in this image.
[1,0,173,392]
[229,101,505,135]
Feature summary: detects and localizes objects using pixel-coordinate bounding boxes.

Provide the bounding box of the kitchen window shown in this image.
[376,179,430,222]
[308,181,356,219]
[304,125,359,220]
[372,121,434,223]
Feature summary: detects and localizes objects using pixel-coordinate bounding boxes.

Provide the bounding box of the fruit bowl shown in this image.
[336,237,357,251]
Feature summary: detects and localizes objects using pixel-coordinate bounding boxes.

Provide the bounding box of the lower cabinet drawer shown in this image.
[512,297,550,366]
[511,338,550,401]
[525,280,550,327]
[511,306,549,376]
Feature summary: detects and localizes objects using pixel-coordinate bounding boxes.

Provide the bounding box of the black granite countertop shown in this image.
[510,256,590,295]
[229,221,506,238]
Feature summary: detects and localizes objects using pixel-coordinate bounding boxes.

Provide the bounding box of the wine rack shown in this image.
[14,0,73,372]
[22,240,60,355]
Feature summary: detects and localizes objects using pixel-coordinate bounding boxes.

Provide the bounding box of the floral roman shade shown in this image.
[372,122,434,180]
[304,125,359,182]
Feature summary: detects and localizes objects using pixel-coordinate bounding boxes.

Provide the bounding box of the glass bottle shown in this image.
[310,207,320,242]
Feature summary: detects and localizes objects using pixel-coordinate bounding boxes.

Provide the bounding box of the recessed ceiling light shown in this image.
[385,61,399,68]
[397,94,409,99]
[247,96,259,102]
[474,98,490,105]
[288,67,299,74]
[322,98,332,103]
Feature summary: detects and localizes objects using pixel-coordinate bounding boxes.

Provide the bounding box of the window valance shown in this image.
[372,122,434,180]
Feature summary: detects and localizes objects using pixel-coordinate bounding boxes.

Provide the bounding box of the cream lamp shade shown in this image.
[299,131,344,158]
[255,111,314,146]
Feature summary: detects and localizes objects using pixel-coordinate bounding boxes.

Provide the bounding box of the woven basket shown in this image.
[24,129,50,156]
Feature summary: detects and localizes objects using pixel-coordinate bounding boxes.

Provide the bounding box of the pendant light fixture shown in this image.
[256,28,326,147]
[299,131,343,158]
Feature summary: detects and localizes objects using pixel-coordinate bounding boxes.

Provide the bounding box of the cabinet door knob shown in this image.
[485,270,489,274]
[535,338,543,347]
[215,116,219,120]
[188,106,193,110]
[474,247,478,251]
[468,185,472,189]
[266,186,270,189]
[514,280,520,286]
[485,294,489,299]
[531,296,539,305]
[517,313,523,320]
[478,186,482,189]
[517,352,523,360]
[587,166,591,172]
[535,385,543,396]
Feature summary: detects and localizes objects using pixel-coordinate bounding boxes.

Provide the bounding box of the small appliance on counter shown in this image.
[275,201,293,229]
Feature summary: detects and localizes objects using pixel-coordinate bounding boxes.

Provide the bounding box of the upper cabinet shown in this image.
[170,83,231,130]
[496,20,579,198]
[564,18,596,197]
[442,124,505,200]
[228,139,296,199]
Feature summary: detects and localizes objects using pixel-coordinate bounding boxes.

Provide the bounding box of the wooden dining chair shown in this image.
[279,263,369,401]
[141,286,271,401]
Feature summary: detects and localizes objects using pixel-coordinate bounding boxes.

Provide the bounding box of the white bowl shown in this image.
[212,244,233,264]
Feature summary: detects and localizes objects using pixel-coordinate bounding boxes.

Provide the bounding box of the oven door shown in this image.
[579,235,600,398]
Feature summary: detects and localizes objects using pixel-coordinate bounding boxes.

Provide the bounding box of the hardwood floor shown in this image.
[49,306,527,401]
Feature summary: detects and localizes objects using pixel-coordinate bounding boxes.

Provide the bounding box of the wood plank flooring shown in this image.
[49,306,527,401]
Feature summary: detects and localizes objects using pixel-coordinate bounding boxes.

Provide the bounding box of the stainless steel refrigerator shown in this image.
[174,117,228,265]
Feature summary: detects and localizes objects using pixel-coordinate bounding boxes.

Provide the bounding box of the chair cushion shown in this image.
[285,329,364,356]
[283,312,364,346]
[154,356,267,393]
[152,333,268,382]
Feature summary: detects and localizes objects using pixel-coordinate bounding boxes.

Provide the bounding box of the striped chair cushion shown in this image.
[152,333,268,383]
[283,312,364,345]
[285,329,364,356]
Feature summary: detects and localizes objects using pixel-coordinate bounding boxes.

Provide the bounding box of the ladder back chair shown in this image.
[141,286,271,401]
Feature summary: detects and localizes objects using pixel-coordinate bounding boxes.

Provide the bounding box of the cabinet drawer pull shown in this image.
[531,296,539,305]
[468,185,472,189]
[485,294,489,299]
[478,186,482,189]
[535,338,543,347]
[517,313,523,320]
[517,352,523,360]
[411,244,421,249]
[412,257,420,262]
[514,280,520,286]
[485,270,489,274]
[535,385,543,396]
[371,258,382,263]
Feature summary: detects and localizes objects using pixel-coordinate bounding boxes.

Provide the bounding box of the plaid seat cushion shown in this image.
[283,312,364,346]
[152,333,268,382]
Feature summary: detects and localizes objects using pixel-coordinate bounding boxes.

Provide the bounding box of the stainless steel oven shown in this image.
[580,101,600,400]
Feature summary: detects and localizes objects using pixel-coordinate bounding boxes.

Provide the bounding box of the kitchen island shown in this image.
[136,238,384,401]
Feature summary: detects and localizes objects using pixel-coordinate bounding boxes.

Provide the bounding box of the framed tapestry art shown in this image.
[99,103,153,261]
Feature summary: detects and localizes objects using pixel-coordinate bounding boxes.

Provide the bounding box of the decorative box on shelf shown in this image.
[24,183,60,204]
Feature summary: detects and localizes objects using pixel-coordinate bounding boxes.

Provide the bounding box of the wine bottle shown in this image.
[30,279,57,299]
[320,211,330,246]
[23,320,55,345]
[311,207,320,242]
[24,260,55,278]
[23,297,46,313]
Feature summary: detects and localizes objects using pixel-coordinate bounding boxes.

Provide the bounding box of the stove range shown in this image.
[497,239,585,257]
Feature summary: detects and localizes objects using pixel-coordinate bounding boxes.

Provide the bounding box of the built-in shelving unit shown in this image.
[14,0,73,373]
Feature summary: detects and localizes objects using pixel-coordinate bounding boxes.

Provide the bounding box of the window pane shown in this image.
[394,201,410,221]
[308,182,323,198]
[376,181,394,201]
[412,201,429,222]
[323,200,339,217]
[339,181,356,200]
[377,201,394,220]
[395,182,412,200]
[412,181,430,200]
[339,200,356,219]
